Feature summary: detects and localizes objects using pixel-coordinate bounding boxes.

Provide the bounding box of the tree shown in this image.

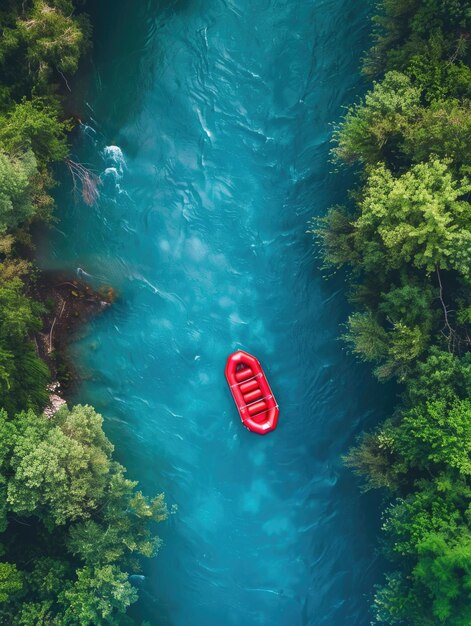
[354,160,471,276]
[0,97,70,165]
[333,71,421,165]
[59,565,138,626]
[343,422,404,492]
[404,349,471,405]
[343,311,428,381]
[6,406,114,526]
[382,475,471,557]
[373,571,419,625]
[394,397,471,475]
[406,33,471,102]
[0,405,166,624]
[12,601,56,626]
[0,563,23,603]
[0,278,49,415]
[0,150,37,233]
[318,1,471,625]
[412,531,471,625]
[314,159,471,281]
[365,0,471,79]
[17,0,90,86]
[67,466,167,568]
[402,98,471,171]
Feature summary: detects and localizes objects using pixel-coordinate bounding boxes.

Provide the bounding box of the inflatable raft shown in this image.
[225,350,279,434]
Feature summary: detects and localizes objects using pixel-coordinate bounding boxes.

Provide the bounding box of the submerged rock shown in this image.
[35,270,116,400]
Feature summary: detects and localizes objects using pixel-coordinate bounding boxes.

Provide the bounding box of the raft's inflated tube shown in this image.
[243,388,263,403]
[247,400,267,416]
[239,379,259,394]
[225,350,279,435]
[235,367,253,382]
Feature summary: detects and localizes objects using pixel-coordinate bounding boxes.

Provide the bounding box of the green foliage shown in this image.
[0,1,90,102]
[315,158,471,380]
[401,98,471,172]
[404,349,471,405]
[344,311,429,381]
[347,396,471,491]
[412,531,471,625]
[366,0,471,79]
[0,97,70,165]
[0,150,37,234]
[14,600,56,626]
[407,31,471,102]
[333,71,421,165]
[5,558,140,626]
[316,159,471,279]
[26,557,71,602]
[344,424,401,491]
[60,565,138,626]
[373,571,418,626]
[0,405,167,625]
[382,475,471,558]
[354,159,471,276]
[394,398,471,475]
[0,278,49,415]
[374,531,471,625]
[16,0,90,88]
[379,283,436,330]
[0,562,23,603]
[67,469,167,568]
[310,206,356,270]
[334,77,471,172]
[6,406,113,526]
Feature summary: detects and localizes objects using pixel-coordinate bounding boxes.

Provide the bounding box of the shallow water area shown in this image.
[38,1,393,624]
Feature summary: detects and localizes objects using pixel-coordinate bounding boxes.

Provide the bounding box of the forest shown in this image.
[0,2,166,624]
[1,0,470,624]
[313,0,471,623]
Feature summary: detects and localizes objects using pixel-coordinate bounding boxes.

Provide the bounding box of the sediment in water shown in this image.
[34,270,116,405]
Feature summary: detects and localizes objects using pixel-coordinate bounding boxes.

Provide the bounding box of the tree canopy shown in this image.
[0,405,167,626]
[314,0,471,623]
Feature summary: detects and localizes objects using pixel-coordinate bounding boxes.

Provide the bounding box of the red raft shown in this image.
[225,350,279,435]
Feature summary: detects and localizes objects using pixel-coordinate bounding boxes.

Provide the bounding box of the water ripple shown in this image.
[37,1,395,625]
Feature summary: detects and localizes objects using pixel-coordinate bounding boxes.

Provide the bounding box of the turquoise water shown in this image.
[38,1,395,624]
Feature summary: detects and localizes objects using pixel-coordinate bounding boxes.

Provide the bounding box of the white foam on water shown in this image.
[103,145,127,178]
[79,123,97,138]
[102,166,120,180]
[196,107,213,140]
[229,312,247,325]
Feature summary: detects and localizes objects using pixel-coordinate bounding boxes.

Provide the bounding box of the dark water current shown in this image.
[38,1,395,624]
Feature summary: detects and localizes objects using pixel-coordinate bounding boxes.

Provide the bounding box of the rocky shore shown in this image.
[34,270,116,407]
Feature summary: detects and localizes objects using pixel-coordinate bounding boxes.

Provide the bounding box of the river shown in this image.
[37,1,394,624]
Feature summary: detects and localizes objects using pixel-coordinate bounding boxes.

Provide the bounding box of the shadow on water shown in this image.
[71,0,192,141]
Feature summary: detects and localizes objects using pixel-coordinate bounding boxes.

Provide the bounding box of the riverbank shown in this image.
[35,270,115,398]
[315,2,471,623]
[0,3,167,624]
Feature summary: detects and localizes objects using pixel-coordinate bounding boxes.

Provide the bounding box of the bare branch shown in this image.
[57,69,71,92]
[48,300,66,353]
[65,158,101,206]
[436,265,458,353]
